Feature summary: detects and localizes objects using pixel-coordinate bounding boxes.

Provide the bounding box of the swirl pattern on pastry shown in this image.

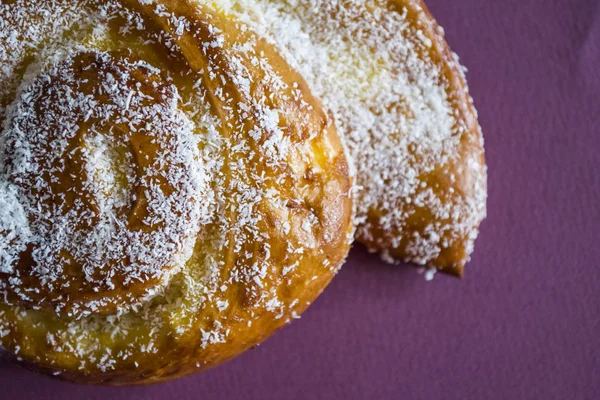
[216,0,487,276]
[0,0,352,384]
[1,50,208,316]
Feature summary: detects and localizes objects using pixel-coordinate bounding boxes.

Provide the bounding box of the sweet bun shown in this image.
[219,0,487,276]
[0,0,352,384]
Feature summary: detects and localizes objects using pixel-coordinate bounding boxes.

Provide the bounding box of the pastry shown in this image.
[0,0,353,384]
[216,0,487,276]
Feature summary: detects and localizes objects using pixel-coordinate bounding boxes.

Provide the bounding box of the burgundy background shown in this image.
[1,0,599,398]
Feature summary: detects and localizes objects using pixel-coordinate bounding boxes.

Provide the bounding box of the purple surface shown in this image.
[2,0,599,398]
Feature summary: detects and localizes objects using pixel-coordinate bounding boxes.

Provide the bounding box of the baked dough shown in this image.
[0,0,352,384]
[216,0,487,276]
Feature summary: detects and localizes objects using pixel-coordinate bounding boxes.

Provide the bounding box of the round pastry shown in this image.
[0,0,353,384]
[217,0,487,276]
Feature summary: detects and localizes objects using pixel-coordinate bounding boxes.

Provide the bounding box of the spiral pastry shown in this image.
[218,0,487,276]
[0,0,353,384]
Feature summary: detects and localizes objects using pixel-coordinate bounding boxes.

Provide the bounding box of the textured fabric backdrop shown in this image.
[1,0,599,398]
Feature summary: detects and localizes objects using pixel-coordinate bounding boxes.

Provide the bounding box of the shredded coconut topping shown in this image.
[0,0,486,380]
[1,50,207,316]
[0,0,352,379]
[215,0,487,269]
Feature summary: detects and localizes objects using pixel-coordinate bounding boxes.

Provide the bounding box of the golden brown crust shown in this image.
[215,0,487,276]
[2,50,201,314]
[360,0,486,276]
[0,0,353,384]
[366,0,487,277]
